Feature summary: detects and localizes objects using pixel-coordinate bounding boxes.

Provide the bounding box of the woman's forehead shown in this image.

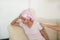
[21,16,26,20]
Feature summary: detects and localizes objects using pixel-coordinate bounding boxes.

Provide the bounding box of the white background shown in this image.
[30,0,60,19]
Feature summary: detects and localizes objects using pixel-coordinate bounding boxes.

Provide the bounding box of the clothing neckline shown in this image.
[22,21,35,29]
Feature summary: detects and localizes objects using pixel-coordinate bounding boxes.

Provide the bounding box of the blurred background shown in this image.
[0,0,60,40]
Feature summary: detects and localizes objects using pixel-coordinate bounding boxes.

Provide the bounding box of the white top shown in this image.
[18,19,45,40]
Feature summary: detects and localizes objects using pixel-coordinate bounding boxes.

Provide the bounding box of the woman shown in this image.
[11,9,48,40]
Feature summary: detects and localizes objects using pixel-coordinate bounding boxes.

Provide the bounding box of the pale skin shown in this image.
[11,16,49,40]
[40,22,60,31]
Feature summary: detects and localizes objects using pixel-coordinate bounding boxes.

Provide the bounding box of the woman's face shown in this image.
[21,17,31,24]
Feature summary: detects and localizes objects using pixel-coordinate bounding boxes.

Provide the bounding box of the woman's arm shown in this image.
[11,16,20,27]
[40,29,49,40]
[40,22,60,31]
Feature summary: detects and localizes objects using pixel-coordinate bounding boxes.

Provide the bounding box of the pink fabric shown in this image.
[20,9,34,22]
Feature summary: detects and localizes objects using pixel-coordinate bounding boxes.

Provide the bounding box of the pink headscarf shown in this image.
[20,9,34,22]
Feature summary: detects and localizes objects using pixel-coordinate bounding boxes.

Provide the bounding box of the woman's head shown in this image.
[20,9,34,24]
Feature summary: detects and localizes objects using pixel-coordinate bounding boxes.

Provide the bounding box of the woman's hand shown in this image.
[11,16,21,27]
